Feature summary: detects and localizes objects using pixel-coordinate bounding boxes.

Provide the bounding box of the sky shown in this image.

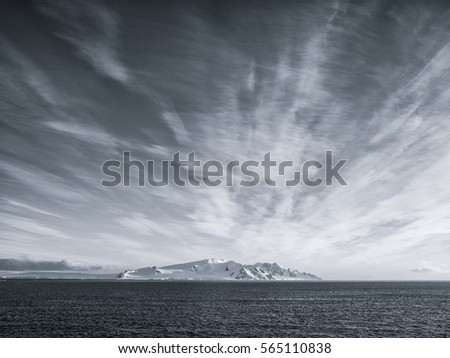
[1,0,450,280]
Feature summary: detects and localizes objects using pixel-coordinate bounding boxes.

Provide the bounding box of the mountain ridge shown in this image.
[117,258,322,281]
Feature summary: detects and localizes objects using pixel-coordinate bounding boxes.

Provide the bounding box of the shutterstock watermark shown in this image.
[101,151,348,187]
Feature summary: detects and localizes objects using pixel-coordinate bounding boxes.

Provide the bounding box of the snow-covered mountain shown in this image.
[117,258,321,281]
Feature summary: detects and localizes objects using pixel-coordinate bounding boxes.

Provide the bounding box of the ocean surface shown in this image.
[1,281,449,337]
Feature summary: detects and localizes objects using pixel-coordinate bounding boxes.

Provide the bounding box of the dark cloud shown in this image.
[0,258,101,271]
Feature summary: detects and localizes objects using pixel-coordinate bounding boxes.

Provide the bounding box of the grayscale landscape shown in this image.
[1,0,449,338]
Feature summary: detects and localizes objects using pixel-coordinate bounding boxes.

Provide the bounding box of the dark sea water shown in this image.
[1,281,449,337]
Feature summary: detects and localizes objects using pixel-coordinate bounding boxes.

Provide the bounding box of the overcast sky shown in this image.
[1,0,449,279]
